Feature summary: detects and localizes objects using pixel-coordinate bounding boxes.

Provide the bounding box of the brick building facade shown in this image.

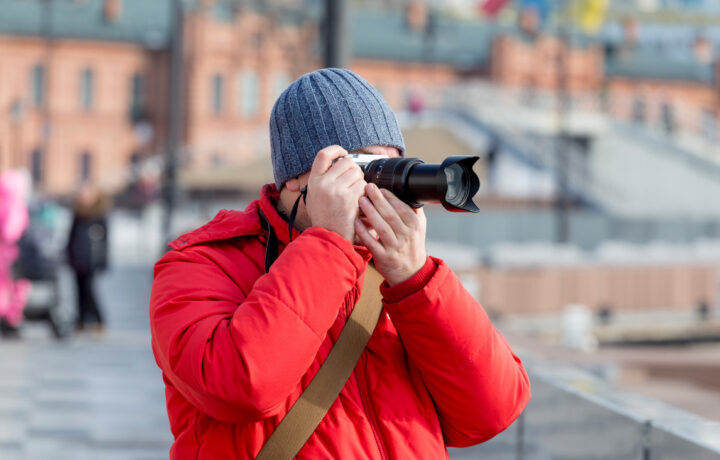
[0,0,317,195]
[0,33,167,194]
[1,1,719,196]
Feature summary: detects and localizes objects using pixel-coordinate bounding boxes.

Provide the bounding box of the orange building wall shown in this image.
[182,10,318,169]
[0,35,161,195]
[490,35,605,93]
[351,58,458,110]
[0,8,320,195]
[606,78,719,132]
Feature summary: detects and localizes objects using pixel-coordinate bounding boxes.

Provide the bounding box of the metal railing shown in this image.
[449,359,720,459]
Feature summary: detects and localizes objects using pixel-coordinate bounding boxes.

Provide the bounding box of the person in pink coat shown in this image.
[0,169,31,330]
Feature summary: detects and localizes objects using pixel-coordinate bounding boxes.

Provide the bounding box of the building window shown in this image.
[79,152,92,184]
[212,74,224,115]
[31,65,46,107]
[238,71,259,117]
[251,31,263,50]
[31,149,44,185]
[80,68,95,110]
[130,73,145,121]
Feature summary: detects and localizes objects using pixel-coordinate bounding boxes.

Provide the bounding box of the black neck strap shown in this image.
[287,186,307,244]
[260,186,307,273]
[258,210,278,273]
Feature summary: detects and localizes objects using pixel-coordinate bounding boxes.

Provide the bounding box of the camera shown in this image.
[350,154,481,213]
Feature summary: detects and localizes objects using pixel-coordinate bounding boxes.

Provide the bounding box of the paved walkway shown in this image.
[0,265,173,460]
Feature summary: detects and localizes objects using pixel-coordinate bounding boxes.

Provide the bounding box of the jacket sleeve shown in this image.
[381,257,531,447]
[149,227,365,425]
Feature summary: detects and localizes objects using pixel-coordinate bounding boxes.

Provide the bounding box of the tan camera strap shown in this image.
[255,265,385,460]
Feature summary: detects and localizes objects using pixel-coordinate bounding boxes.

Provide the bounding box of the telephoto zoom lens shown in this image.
[353,155,481,213]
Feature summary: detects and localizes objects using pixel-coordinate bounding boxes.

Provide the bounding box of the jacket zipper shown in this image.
[354,357,389,460]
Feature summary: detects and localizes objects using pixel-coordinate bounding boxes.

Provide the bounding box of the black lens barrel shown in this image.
[360,156,481,213]
[405,163,447,206]
[362,157,422,207]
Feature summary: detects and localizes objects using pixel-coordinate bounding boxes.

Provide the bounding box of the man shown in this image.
[150,68,530,459]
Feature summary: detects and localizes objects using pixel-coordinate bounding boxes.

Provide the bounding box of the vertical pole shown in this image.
[40,0,53,189]
[8,101,24,171]
[555,1,570,244]
[641,420,652,460]
[515,411,526,460]
[163,0,185,245]
[11,114,20,172]
[715,267,720,320]
[324,0,350,68]
[2,116,10,172]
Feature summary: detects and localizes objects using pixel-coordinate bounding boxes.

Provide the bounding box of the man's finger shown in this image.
[365,184,405,235]
[380,188,419,227]
[324,155,359,182]
[336,165,366,188]
[415,206,427,224]
[311,145,348,176]
[348,178,367,198]
[355,218,385,254]
[359,196,399,248]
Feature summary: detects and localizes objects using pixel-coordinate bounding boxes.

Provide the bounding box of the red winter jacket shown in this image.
[149,184,530,459]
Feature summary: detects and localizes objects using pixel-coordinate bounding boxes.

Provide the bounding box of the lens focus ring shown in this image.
[364,158,423,206]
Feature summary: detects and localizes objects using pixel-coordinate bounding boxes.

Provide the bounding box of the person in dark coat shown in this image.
[66,184,110,333]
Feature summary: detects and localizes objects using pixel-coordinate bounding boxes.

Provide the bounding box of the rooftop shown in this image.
[0,0,170,47]
[0,2,717,84]
[351,8,498,71]
[604,45,716,83]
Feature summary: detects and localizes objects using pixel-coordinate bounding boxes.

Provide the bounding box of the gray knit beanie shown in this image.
[270,68,405,189]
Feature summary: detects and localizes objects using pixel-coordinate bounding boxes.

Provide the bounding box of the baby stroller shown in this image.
[13,201,70,339]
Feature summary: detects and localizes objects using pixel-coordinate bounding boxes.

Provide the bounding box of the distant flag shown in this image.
[519,0,551,23]
[572,0,609,33]
[480,0,512,18]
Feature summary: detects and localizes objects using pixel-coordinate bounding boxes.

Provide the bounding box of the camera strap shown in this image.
[287,186,307,244]
[258,210,278,273]
[255,263,384,460]
[259,186,307,272]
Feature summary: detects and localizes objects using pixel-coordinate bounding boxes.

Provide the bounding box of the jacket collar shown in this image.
[257,184,302,245]
[169,184,280,250]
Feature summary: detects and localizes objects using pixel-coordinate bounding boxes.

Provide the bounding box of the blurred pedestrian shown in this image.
[407,89,425,119]
[0,169,31,335]
[66,184,110,333]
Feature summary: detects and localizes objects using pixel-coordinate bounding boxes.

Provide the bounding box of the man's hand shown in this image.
[305,145,367,242]
[355,183,428,286]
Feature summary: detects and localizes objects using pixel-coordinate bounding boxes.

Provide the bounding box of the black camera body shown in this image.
[350,154,481,213]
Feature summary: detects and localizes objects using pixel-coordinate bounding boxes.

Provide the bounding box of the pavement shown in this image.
[0,264,173,460]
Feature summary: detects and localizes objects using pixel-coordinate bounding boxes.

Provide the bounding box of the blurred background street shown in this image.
[0,265,172,460]
[2,0,720,458]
